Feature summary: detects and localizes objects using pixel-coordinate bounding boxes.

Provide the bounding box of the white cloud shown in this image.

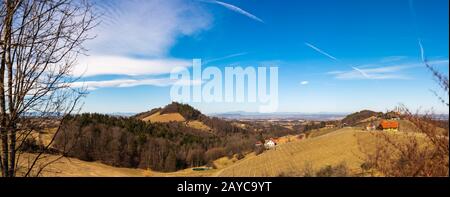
[329,65,411,80]
[74,56,192,77]
[71,0,212,90]
[328,60,449,80]
[351,66,371,79]
[210,0,264,23]
[300,81,309,85]
[70,78,202,90]
[89,0,212,57]
[71,0,267,91]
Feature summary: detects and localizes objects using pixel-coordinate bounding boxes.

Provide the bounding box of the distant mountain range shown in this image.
[209,111,348,121]
[104,110,349,120]
[107,112,137,117]
[106,110,448,121]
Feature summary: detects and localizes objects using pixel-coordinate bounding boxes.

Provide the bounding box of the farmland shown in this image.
[216,127,375,177]
[18,127,375,177]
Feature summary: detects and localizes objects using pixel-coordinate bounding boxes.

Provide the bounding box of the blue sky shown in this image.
[74,0,449,114]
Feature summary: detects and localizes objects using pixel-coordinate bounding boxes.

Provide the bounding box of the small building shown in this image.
[325,124,335,129]
[264,139,277,149]
[379,120,399,131]
[366,123,376,131]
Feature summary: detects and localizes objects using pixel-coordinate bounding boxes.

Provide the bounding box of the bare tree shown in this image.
[0,0,96,177]
[359,45,449,177]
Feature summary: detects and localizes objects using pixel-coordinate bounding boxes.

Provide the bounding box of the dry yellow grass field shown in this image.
[141,111,212,131]
[275,135,301,145]
[17,125,428,177]
[17,151,252,177]
[18,153,221,177]
[142,111,186,122]
[17,127,374,177]
[217,127,375,177]
[186,120,212,131]
[307,127,340,138]
[17,153,147,177]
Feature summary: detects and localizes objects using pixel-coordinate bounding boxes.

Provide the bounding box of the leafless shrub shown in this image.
[360,54,449,177]
[315,162,349,177]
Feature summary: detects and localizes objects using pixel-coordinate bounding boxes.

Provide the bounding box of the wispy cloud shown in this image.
[329,66,411,80]
[351,66,371,79]
[74,56,192,77]
[91,0,211,57]
[304,42,339,61]
[208,0,264,23]
[70,78,202,90]
[72,0,212,90]
[329,64,416,80]
[300,81,309,85]
[328,60,449,80]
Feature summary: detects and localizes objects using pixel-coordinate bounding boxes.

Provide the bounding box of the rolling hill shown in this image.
[216,127,376,177]
[21,123,436,177]
[42,103,256,173]
[21,127,377,177]
[341,110,382,126]
[136,102,212,132]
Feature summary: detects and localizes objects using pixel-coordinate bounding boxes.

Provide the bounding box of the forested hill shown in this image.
[134,102,245,134]
[52,104,257,172]
[134,102,204,121]
[341,110,382,126]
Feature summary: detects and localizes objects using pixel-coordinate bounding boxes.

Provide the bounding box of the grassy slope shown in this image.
[217,127,375,177]
[142,111,186,122]
[18,152,248,177]
[141,111,212,131]
[18,127,373,177]
[17,153,147,177]
[20,126,425,177]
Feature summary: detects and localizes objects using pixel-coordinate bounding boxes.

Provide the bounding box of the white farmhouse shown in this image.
[264,139,277,149]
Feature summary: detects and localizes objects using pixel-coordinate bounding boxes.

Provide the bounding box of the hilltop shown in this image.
[134,102,203,120]
[341,110,383,126]
[134,102,212,131]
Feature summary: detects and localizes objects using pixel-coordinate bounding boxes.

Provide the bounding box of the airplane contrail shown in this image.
[204,0,264,23]
[305,42,373,79]
[351,66,371,79]
[409,0,427,63]
[304,42,339,61]
[204,52,248,64]
[418,39,426,62]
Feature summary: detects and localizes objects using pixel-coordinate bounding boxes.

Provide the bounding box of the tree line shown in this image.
[51,113,257,172]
